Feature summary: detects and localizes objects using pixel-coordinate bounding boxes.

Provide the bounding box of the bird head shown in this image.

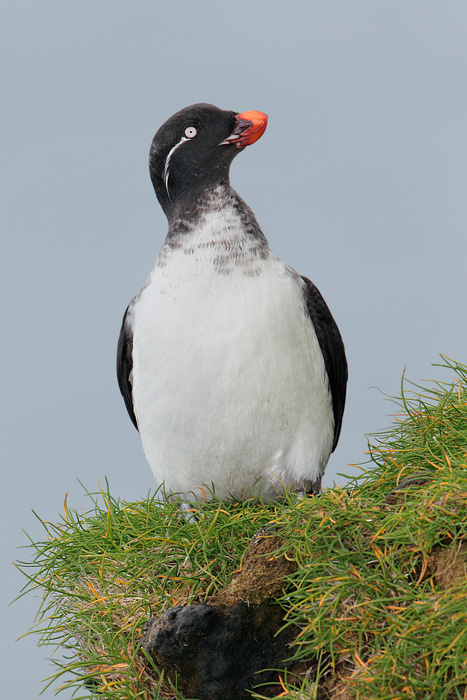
[149,103,268,216]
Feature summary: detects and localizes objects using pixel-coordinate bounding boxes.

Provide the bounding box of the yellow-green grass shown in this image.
[17,357,467,699]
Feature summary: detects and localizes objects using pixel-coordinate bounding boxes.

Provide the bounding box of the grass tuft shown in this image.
[17,356,467,699]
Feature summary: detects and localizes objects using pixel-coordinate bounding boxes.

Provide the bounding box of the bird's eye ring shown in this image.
[184,126,197,138]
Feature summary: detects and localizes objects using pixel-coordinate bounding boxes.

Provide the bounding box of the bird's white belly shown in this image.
[131,249,333,501]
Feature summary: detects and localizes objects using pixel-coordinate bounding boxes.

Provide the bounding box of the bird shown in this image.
[117,103,347,505]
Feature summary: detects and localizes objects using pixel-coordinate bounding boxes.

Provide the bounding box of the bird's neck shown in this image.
[156,184,270,274]
[165,183,268,248]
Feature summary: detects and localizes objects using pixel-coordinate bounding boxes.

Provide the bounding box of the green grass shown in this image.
[17,357,467,699]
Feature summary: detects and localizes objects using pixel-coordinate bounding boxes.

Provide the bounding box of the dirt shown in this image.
[426,541,467,589]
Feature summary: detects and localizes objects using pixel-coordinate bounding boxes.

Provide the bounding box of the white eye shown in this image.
[184,126,197,138]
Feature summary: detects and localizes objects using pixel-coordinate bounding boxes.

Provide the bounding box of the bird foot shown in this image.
[294,477,322,498]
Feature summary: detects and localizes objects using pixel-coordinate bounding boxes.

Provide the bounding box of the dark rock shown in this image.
[141,531,301,700]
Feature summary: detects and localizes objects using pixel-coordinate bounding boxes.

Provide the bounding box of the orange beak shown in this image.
[220,110,268,147]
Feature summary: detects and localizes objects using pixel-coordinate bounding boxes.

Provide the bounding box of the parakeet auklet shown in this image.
[117,103,347,503]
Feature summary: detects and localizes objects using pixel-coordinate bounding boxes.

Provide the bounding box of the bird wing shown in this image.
[301,275,348,451]
[116,304,138,430]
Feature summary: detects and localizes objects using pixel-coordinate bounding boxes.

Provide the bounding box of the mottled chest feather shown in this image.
[156,186,269,277]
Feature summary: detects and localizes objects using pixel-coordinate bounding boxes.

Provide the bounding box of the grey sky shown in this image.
[2,2,467,697]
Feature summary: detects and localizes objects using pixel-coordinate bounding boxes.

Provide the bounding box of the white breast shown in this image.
[131,209,334,501]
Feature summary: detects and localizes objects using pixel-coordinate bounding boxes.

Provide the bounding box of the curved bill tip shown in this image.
[220,110,268,147]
